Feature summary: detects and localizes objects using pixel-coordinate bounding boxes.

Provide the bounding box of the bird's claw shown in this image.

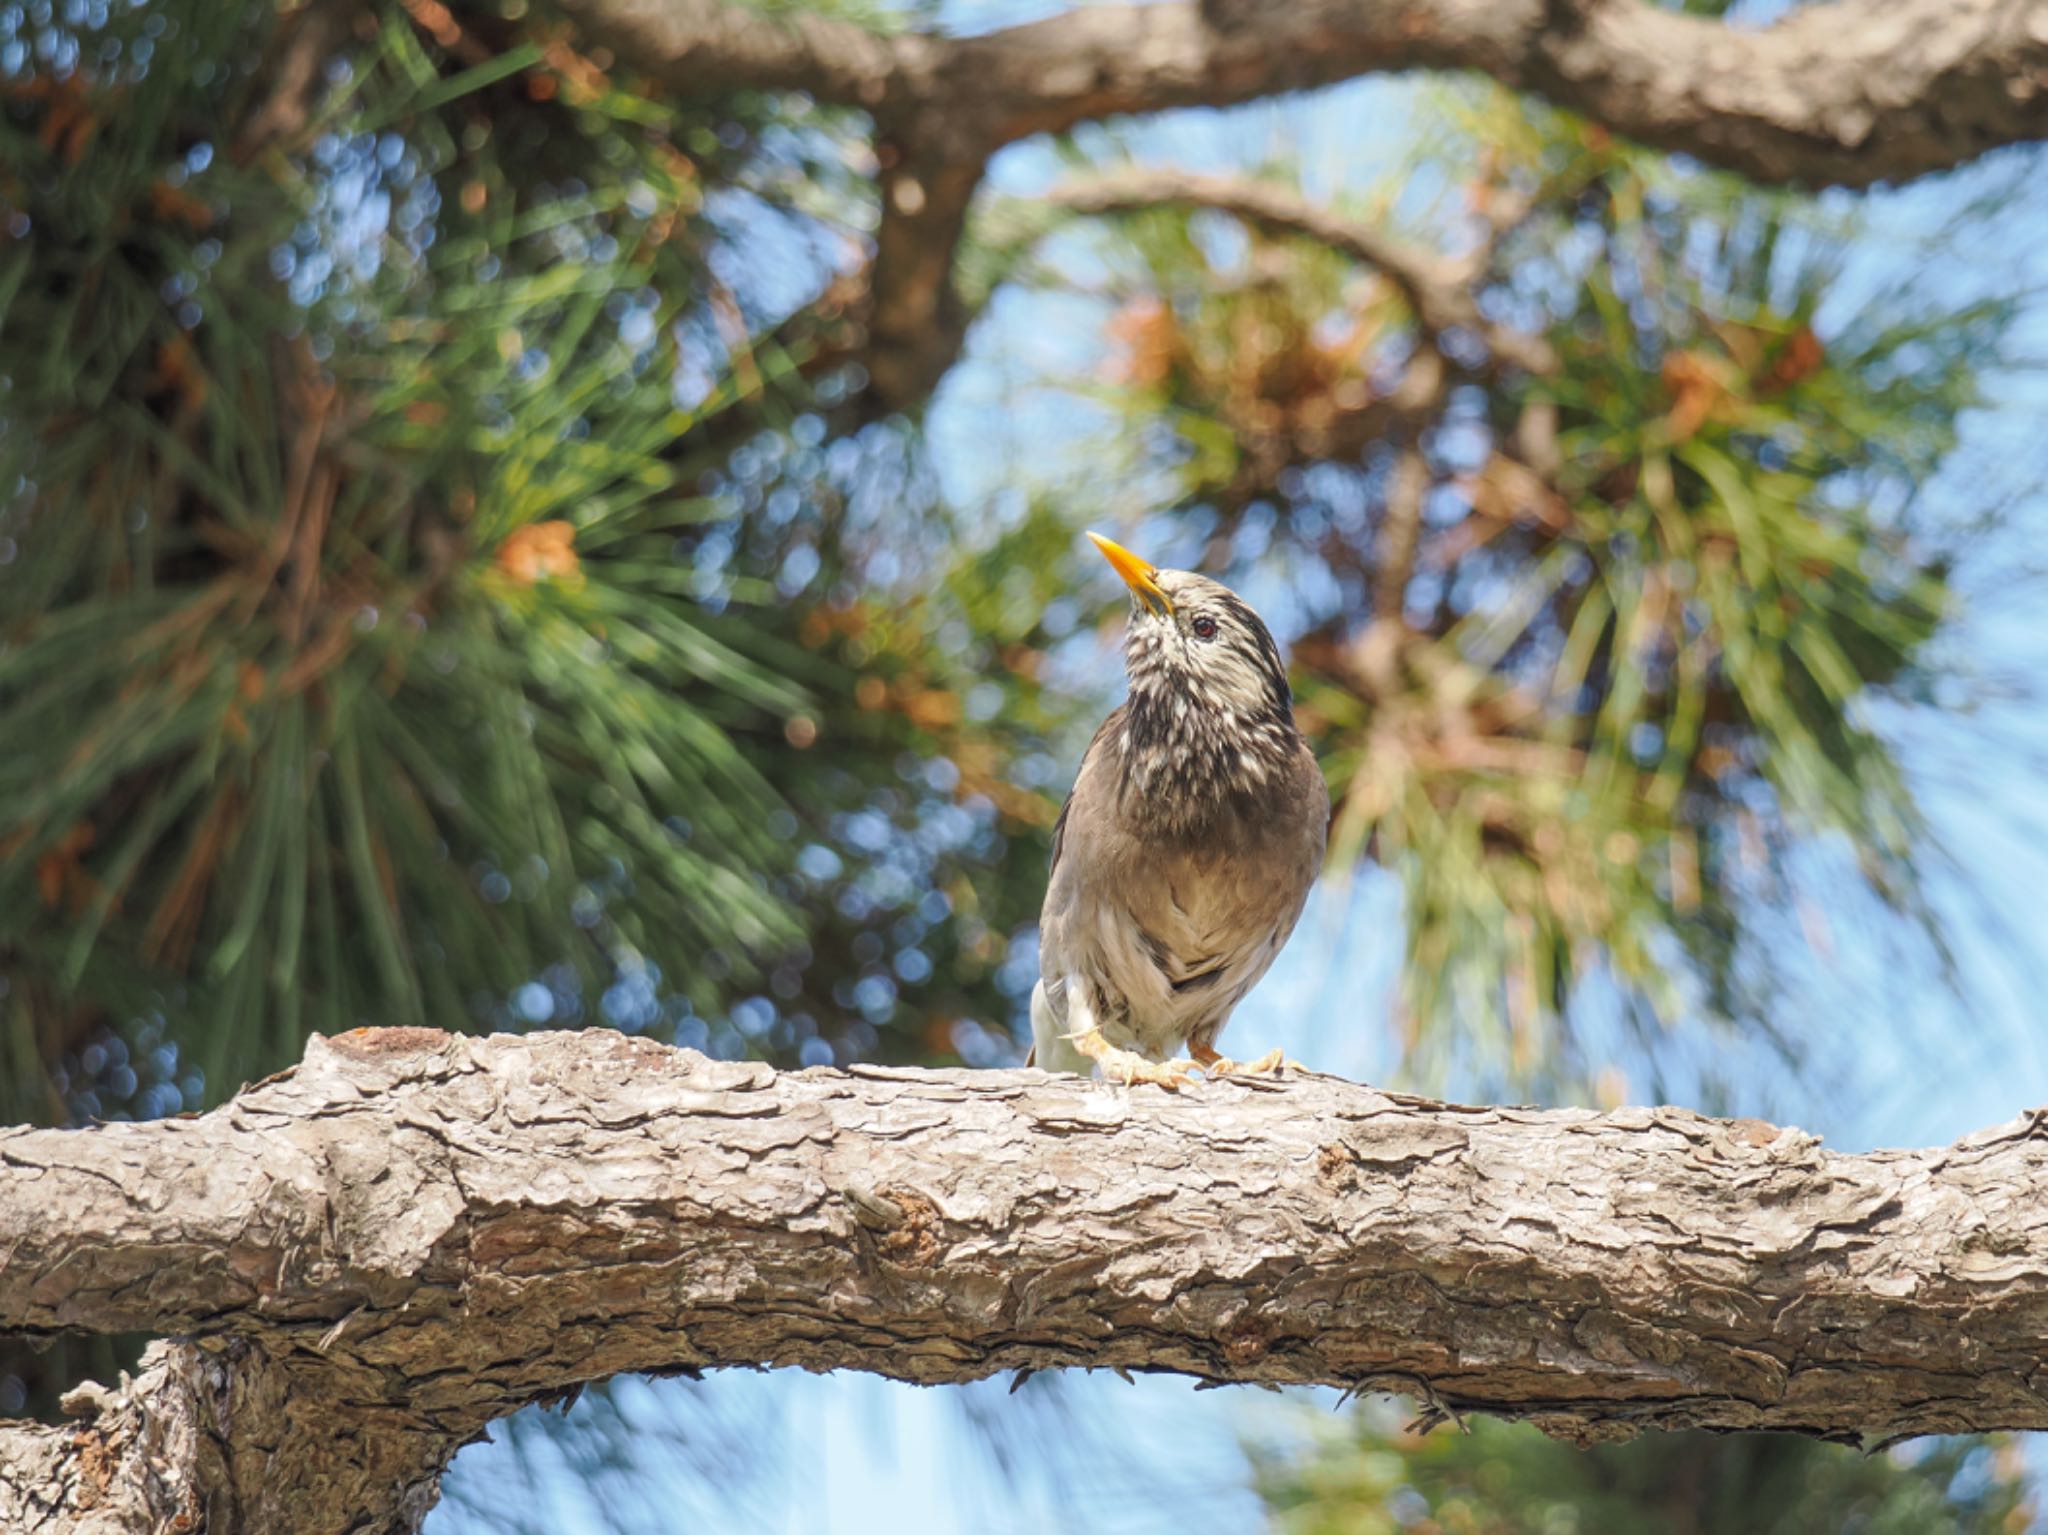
[1196,1046,1297,1078]
[1098,1047,1197,1091]
[1117,1054,1197,1091]
[1065,1029,1197,1091]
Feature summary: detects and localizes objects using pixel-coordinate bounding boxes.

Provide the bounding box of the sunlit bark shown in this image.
[7,1028,2048,1530]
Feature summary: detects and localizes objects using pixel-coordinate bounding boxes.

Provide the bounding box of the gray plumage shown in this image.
[1032,553,1328,1083]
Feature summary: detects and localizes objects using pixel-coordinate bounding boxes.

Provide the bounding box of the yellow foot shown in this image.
[1065,1029,1197,1091]
[1191,1045,1297,1078]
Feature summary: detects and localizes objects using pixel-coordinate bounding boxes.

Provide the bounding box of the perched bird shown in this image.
[1030,532,1328,1088]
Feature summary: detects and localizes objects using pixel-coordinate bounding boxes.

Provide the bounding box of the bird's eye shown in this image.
[1191,615,1218,641]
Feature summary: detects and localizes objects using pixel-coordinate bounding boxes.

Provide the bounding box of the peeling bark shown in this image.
[7,1027,2048,1529]
[554,0,2048,409]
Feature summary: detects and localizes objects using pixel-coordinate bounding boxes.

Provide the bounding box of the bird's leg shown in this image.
[1052,976,1194,1089]
[1064,1027,1196,1091]
[1190,1041,1296,1078]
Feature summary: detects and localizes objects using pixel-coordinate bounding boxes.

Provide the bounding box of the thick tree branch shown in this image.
[10,1027,2048,1529]
[0,1342,450,1535]
[575,0,2048,187]
[551,0,918,104]
[554,0,2048,411]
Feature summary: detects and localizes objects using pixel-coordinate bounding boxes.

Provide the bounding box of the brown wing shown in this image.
[1033,706,1127,1069]
[1048,704,1125,881]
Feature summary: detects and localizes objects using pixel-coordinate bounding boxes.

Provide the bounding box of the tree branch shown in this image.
[552,0,920,105]
[9,1027,2048,1528]
[554,0,2048,411]
[231,0,359,163]
[0,1342,450,1535]
[1367,448,1432,658]
[579,0,2048,187]
[964,0,2048,186]
[1047,169,1559,375]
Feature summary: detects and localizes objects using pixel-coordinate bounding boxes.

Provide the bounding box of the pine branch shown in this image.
[9,1027,2048,1530]
[550,0,2048,410]
[1047,171,1557,376]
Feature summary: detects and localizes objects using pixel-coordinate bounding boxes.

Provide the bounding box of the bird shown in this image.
[1029,532,1328,1089]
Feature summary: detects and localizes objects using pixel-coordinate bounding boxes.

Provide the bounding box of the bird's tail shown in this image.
[1029,978,1090,1076]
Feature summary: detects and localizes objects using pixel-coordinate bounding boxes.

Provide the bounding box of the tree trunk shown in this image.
[6,1026,2048,1531]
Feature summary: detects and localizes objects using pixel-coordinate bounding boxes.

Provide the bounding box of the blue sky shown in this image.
[430,56,2048,1535]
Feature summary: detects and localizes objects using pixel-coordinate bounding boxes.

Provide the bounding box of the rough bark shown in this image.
[553,0,2048,409]
[8,1027,2048,1530]
[0,1343,449,1535]
[569,0,2048,186]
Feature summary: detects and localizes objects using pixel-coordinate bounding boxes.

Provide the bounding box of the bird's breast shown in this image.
[1073,827,1315,1057]
[1038,725,1327,1062]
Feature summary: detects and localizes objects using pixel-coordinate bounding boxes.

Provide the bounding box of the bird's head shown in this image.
[1089,531,1293,724]
[1087,531,1300,817]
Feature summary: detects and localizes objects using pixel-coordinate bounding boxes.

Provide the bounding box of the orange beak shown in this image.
[1087,531,1172,617]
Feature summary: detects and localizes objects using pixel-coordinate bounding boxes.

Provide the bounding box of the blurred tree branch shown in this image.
[1048,171,1558,375]
[12,1025,2048,1530]
[547,0,2048,410]
[232,0,359,162]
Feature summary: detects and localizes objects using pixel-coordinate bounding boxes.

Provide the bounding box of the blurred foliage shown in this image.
[0,0,1065,1142]
[1252,1410,2034,1535]
[2,0,2028,1136]
[436,1367,1104,1535]
[992,89,2029,1097]
[0,0,1070,1412]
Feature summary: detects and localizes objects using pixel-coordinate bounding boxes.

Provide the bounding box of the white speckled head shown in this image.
[1122,567,1292,726]
[1087,533,1298,817]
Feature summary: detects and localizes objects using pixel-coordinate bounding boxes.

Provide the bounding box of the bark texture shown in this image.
[569,0,2048,185]
[553,0,2048,409]
[8,1027,2048,1529]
